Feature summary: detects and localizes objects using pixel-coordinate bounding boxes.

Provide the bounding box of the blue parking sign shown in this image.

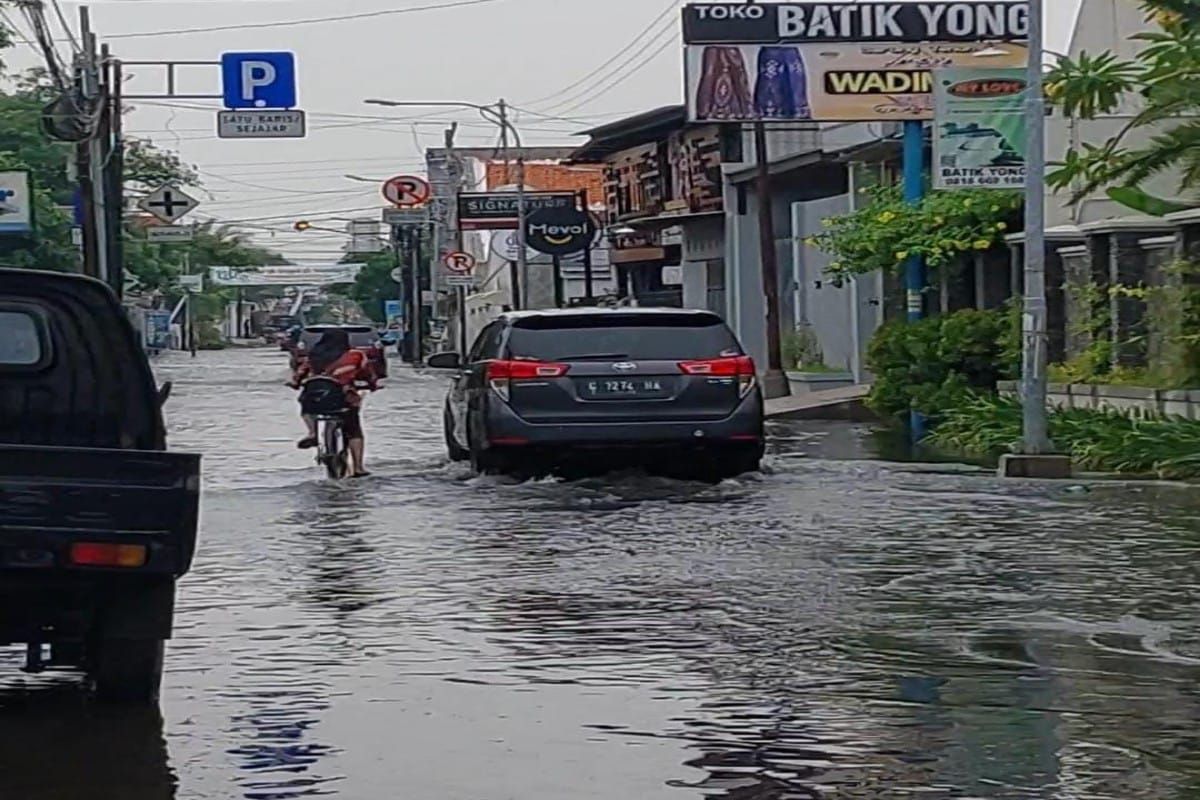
[221,52,296,109]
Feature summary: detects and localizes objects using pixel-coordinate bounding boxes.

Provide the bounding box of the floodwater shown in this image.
[3,347,1200,800]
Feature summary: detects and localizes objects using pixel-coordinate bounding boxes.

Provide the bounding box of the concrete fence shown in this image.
[998,380,1200,419]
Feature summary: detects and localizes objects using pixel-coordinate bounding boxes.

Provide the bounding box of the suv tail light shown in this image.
[679,356,757,396]
[486,359,570,401]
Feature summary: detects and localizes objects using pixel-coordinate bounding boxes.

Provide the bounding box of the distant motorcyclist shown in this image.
[290,328,378,478]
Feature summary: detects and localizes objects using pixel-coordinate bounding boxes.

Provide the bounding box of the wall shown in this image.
[486,161,604,197]
[1000,381,1200,420]
[1046,0,1177,228]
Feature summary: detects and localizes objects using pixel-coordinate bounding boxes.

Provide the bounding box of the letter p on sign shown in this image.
[221,52,297,110]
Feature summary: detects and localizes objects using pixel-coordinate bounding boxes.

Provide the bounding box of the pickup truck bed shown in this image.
[0,445,200,643]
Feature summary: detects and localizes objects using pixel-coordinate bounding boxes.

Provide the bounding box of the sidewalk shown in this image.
[765,385,874,422]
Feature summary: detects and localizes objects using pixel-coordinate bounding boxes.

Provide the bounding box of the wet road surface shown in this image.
[3,347,1200,799]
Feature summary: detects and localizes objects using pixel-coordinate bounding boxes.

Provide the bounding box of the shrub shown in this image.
[865,307,1019,422]
[931,393,1200,479]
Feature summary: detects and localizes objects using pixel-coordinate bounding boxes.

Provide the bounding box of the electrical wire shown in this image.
[47,0,80,53]
[103,0,511,40]
[518,0,679,108]
[550,28,680,115]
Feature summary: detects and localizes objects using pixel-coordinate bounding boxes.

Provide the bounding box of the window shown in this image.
[507,314,740,361]
[468,322,505,363]
[0,310,43,366]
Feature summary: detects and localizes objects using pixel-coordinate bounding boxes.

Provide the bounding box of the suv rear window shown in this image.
[507,314,740,361]
[0,310,44,366]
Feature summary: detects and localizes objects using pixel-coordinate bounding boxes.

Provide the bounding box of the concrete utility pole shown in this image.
[999,0,1070,479]
[77,7,108,286]
[445,123,470,356]
[745,0,789,399]
[363,97,528,309]
[753,122,789,399]
[498,99,529,310]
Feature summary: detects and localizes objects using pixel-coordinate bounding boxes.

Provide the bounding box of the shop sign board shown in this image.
[682,2,1028,122]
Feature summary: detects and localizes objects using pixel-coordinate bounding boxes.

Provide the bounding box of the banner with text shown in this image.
[933,67,1027,189]
[209,264,364,287]
[685,41,1026,122]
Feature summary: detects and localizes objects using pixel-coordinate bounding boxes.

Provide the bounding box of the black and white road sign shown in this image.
[382,175,431,208]
[139,185,199,224]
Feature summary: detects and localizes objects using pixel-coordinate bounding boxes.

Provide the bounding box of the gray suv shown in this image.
[428,308,764,479]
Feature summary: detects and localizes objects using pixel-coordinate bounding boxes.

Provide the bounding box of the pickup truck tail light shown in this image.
[486,359,570,402]
[678,356,757,396]
[69,543,148,568]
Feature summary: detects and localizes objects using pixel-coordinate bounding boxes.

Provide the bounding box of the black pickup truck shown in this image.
[0,269,200,703]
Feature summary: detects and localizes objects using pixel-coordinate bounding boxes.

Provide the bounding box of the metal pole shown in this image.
[104,47,125,299]
[1022,0,1052,453]
[902,120,927,439]
[552,255,563,308]
[410,226,423,365]
[753,122,789,398]
[80,8,109,291]
[580,188,595,303]
[457,286,468,355]
[400,230,410,357]
[185,251,196,357]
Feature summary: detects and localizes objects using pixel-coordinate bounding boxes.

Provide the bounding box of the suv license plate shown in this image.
[580,378,670,400]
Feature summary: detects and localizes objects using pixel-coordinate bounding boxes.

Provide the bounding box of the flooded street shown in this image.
[4,347,1200,799]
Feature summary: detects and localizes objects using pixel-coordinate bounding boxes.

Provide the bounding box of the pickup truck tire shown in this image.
[91,639,165,705]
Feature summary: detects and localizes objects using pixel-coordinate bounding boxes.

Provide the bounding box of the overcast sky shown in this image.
[6,0,1083,259]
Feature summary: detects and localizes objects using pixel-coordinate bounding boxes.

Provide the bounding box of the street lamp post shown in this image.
[364,98,529,309]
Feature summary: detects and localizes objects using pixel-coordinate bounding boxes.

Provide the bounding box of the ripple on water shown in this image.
[1,349,1199,800]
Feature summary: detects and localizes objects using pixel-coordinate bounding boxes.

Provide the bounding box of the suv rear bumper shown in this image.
[483,393,764,448]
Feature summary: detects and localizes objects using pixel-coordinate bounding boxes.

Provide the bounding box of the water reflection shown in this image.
[3,350,1200,800]
[0,681,175,799]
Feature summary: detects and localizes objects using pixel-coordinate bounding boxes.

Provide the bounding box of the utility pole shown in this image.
[445,123,469,356]
[999,0,1070,478]
[498,99,529,309]
[101,45,124,299]
[1021,0,1050,454]
[79,8,111,291]
[753,122,789,398]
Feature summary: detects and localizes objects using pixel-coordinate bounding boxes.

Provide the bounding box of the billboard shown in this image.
[933,68,1027,189]
[208,264,364,287]
[145,310,172,351]
[682,3,1029,45]
[682,2,1028,122]
[685,41,1026,122]
[0,171,32,235]
[383,299,404,325]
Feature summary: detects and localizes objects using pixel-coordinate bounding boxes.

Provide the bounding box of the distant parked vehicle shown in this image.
[293,324,388,379]
[428,308,764,480]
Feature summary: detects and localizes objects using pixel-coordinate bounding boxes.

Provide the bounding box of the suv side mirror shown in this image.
[426,352,462,370]
[157,381,173,407]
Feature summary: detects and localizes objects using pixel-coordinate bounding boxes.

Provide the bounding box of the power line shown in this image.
[551,28,681,114]
[518,0,679,108]
[103,0,511,40]
[48,0,81,53]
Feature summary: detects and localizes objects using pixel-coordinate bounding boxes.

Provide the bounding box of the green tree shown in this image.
[1047,0,1200,210]
[344,251,400,324]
